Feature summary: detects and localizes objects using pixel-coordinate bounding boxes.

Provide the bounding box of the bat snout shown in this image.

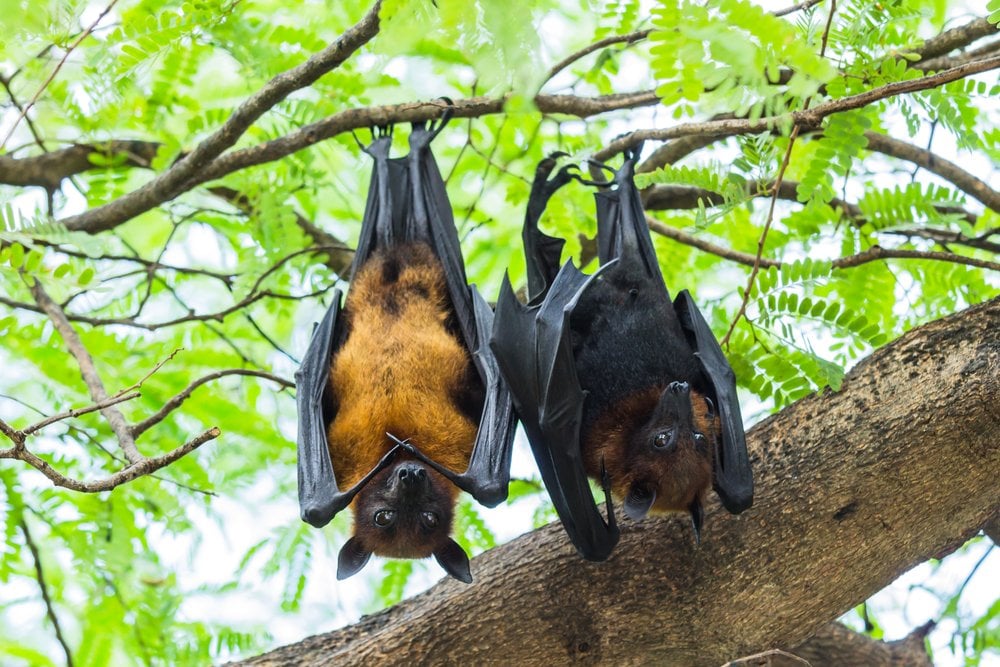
[667,381,690,395]
[395,462,429,490]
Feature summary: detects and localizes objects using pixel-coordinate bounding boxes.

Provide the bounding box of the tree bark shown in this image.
[789,621,934,666]
[234,296,1000,666]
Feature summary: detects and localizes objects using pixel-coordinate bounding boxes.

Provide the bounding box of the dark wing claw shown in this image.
[674,289,754,513]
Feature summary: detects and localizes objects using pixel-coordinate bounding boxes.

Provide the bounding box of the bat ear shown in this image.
[623,484,656,521]
[689,497,705,545]
[337,536,373,580]
[433,538,473,584]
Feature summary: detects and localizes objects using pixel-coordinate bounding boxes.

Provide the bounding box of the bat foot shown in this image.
[689,498,704,545]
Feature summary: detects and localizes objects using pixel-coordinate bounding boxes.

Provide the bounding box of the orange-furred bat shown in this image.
[295,115,516,583]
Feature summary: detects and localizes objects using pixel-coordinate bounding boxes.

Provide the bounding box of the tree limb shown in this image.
[130,369,292,439]
[232,296,1000,666]
[56,1,384,234]
[595,55,1000,160]
[863,131,1000,213]
[28,279,142,463]
[19,517,75,667]
[0,427,221,492]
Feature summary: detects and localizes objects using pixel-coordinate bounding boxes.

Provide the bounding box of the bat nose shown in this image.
[668,381,690,395]
[397,463,427,487]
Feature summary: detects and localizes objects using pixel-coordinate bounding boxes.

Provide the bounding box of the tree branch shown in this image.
[595,55,1000,160]
[646,216,1000,273]
[790,621,934,666]
[19,517,75,667]
[28,279,142,463]
[232,296,1000,665]
[22,391,140,436]
[56,1,384,233]
[863,131,1000,213]
[131,369,292,439]
[914,17,998,61]
[0,427,221,492]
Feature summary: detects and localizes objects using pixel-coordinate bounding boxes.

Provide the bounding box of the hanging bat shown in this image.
[295,112,517,583]
[491,148,753,561]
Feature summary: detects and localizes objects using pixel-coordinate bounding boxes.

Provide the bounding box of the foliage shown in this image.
[0,0,997,665]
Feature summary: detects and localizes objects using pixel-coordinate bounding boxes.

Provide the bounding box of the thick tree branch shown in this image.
[0,140,161,190]
[789,621,934,666]
[56,2,384,233]
[234,296,1000,666]
[915,17,998,62]
[863,131,1000,213]
[596,55,1000,160]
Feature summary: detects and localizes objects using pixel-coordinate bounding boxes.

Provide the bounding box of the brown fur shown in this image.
[583,386,717,514]
[327,242,477,556]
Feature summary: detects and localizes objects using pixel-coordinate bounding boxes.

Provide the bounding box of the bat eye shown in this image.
[373,510,396,527]
[421,512,439,528]
[693,433,707,444]
[654,432,670,449]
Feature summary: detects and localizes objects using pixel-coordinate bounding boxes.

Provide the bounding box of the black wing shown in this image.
[674,290,754,513]
[296,114,517,528]
[296,130,404,528]
[491,159,620,561]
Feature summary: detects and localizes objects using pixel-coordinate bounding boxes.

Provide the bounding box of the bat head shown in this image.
[616,382,715,530]
[337,460,472,583]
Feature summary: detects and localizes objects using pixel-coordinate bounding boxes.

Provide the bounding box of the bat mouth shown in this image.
[623,483,657,520]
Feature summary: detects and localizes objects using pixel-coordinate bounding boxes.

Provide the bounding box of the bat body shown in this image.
[491,150,753,561]
[296,116,517,583]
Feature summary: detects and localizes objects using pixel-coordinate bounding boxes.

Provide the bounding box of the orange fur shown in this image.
[327,242,477,497]
[583,386,718,513]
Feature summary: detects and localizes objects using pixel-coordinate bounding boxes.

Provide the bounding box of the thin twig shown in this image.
[722,0,838,347]
[23,391,141,436]
[772,0,825,17]
[0,0,120,151]
[831,245,1000,272]
[546,29,652,83]
[131,369,292,438]
[19,518,75,667]
[2,285,328,331]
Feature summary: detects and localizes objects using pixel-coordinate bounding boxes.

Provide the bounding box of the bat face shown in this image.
[586,381,716,525]
[337,460,472,583]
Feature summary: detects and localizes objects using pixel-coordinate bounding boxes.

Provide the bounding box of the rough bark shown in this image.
[234,297,1000,666]
[789,621,934,666]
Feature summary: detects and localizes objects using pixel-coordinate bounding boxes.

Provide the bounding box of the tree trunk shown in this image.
[235,297,1000,666]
